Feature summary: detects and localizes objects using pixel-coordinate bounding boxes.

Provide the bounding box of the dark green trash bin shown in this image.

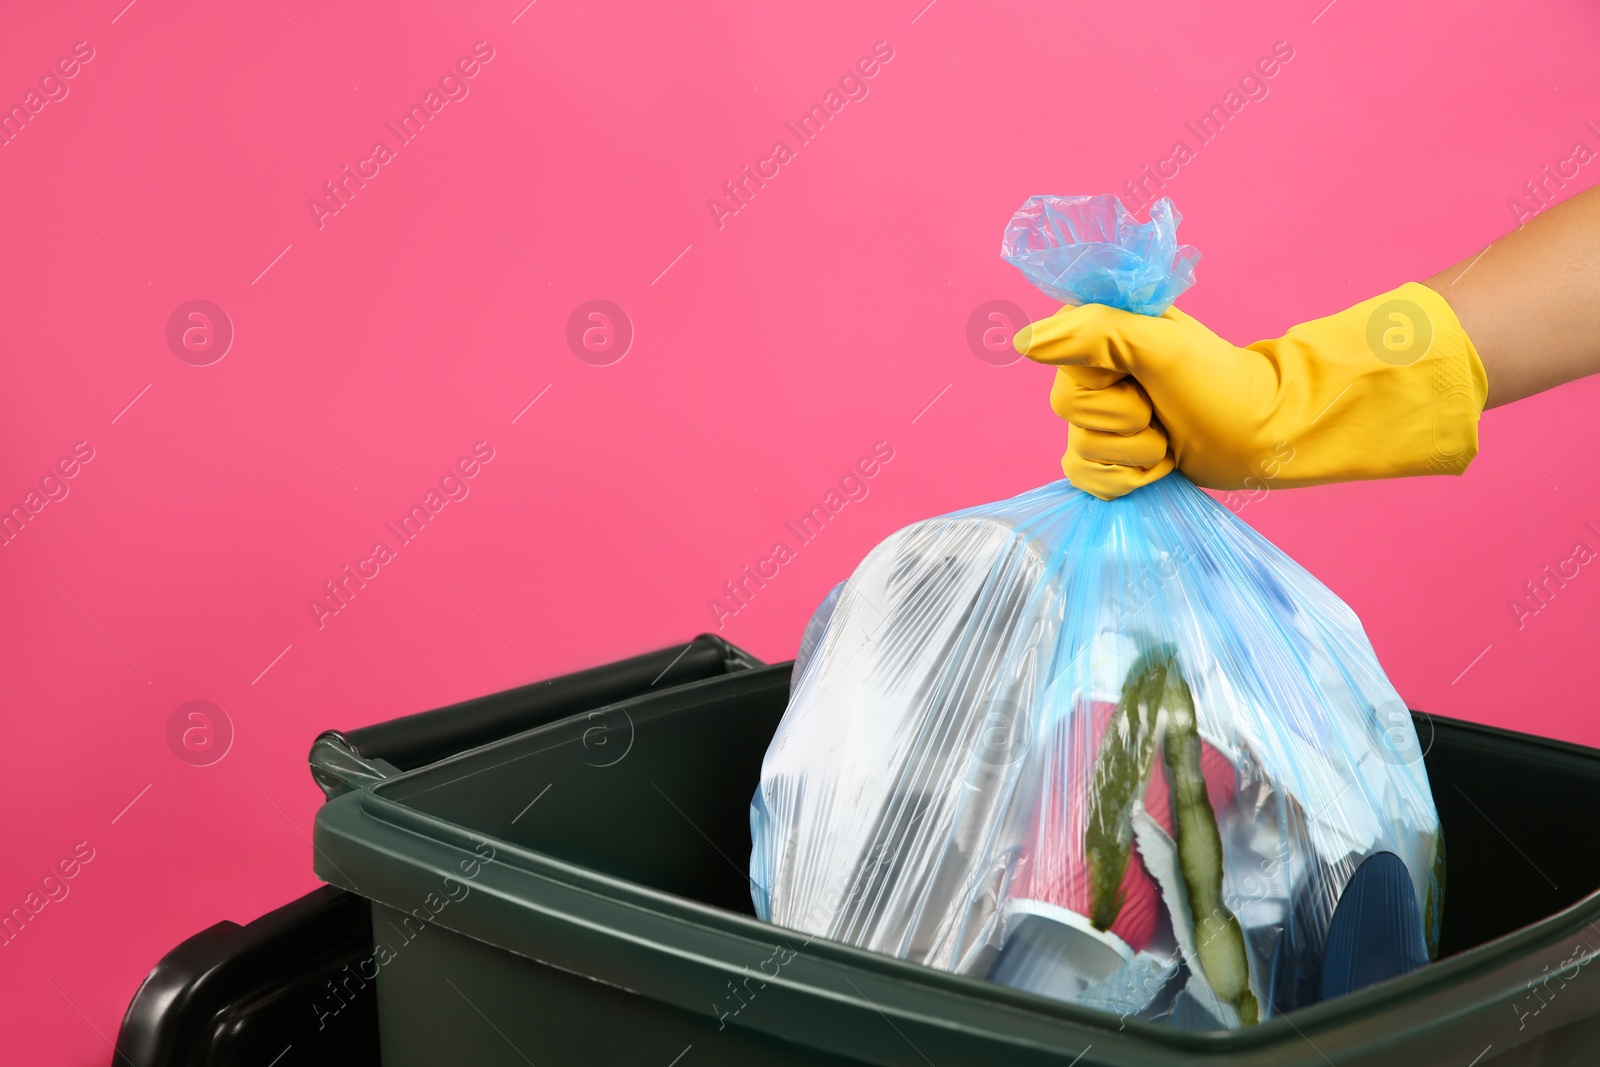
[312,663,1600,1066]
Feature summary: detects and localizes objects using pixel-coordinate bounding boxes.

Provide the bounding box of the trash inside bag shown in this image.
[748,196,1442,1028]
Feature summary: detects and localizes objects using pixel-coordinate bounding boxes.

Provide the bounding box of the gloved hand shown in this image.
[1013,282,1490,500]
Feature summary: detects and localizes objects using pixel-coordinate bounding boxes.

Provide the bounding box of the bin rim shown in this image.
[312,663,1600,1065]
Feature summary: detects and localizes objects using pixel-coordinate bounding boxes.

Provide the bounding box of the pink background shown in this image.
[2,0,1598,1061]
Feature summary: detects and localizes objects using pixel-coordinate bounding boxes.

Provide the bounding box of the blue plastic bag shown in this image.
[749,197,1441,1029]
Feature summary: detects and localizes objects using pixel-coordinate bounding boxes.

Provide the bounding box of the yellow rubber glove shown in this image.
[1013,282,1490,500]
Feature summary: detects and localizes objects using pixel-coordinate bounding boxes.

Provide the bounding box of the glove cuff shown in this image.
[1397,282,1488,475]
[1275,281,1488,484]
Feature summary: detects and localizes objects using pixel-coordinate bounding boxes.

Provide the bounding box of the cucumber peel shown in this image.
[1423,830,1446,962]
[1085,658,1167,931]
[1084,653,1258,1024]
[1162,666,1258,1025]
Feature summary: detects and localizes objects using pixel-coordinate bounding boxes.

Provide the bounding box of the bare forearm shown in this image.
[1423,183,1600,408]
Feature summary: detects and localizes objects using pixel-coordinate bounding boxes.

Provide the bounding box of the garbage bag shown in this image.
[748,196,1443,1027]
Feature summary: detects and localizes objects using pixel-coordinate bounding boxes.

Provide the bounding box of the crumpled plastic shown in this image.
[1001,194,1199,315]
[748,197,1441,1029]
